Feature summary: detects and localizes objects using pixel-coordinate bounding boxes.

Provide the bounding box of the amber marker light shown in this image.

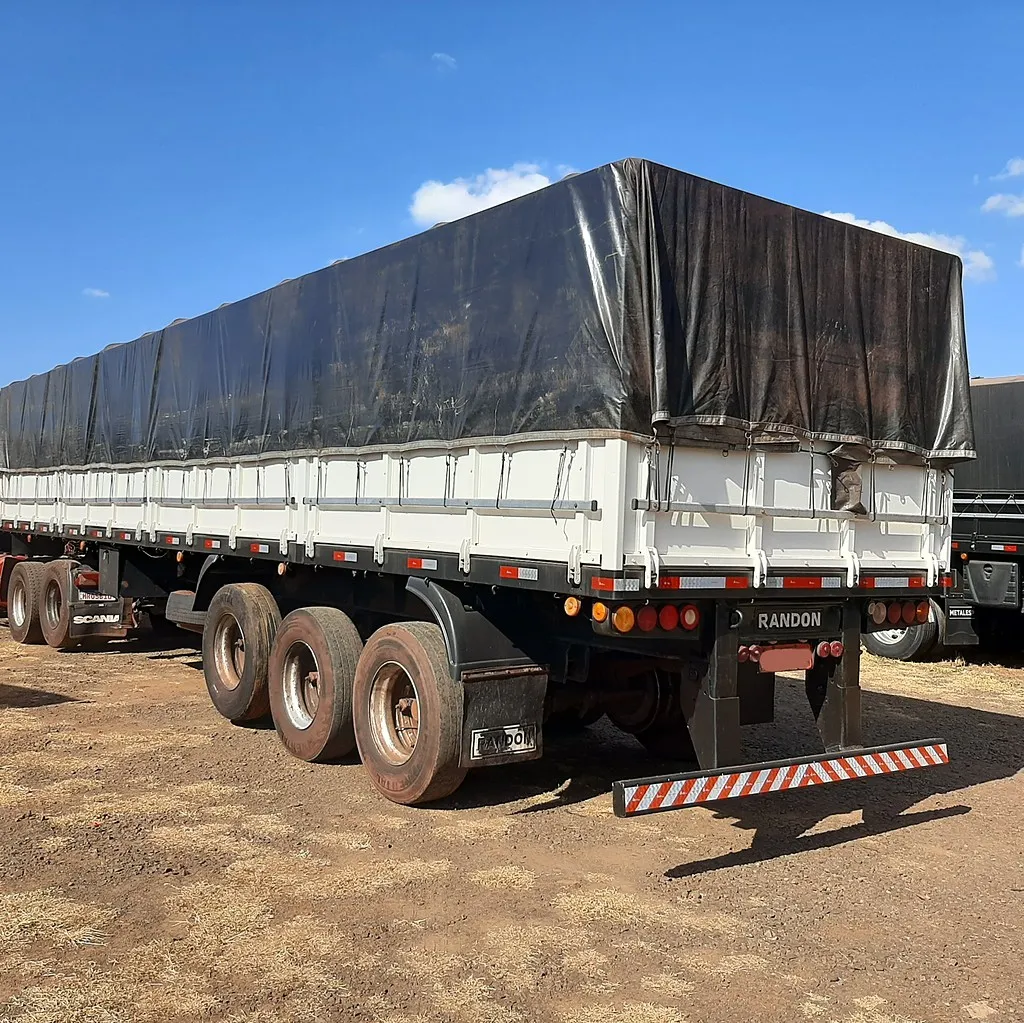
[592,601,609,623]
[611,606,636,633]
[564,596,582,617]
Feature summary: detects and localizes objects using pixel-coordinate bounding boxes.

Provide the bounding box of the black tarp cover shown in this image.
[954,378,1024,492]
[0,158,975,471]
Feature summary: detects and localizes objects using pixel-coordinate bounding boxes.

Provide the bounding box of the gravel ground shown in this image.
[0,630,1021,1023]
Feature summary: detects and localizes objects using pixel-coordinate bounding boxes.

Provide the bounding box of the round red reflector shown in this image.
[817,641,831,658]
[748,645,761,663]
[637,606,658,632]
[829,640,844,658]
[658,604,679,631]
[887,602,902,625]
[680,604,700,631]
[915,600,930,624]
[901,601,916,625]
[738,646,749,663]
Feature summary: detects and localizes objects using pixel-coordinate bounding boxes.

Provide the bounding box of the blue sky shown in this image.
[1,1,1022,386]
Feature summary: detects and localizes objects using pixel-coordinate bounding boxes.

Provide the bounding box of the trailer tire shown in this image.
[202,583,281,723]
[269,607,362,763]
[39,561,79,650]
[8,561,46,645]
[608,669,697,761]
[862,617,938,661]
[353,622,467,806]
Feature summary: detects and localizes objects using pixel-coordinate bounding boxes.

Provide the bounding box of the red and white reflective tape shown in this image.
[614,741,948,818]
[500,566,539,581]
[862,575,926,589]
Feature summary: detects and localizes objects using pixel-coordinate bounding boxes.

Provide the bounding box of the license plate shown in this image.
[471,724,538,760]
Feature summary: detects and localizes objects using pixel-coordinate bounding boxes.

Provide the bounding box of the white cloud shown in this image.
[992,157,1024,180]
[410,162,557,226]
[821,211,995,281]
[982,193,1024,217]
[81,287,110,298]
[431,52,457,71]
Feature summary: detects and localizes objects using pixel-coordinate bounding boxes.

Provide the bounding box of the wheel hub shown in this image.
[369,662,421,766]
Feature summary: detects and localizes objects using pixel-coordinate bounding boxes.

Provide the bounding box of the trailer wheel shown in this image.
[353,622,467,805]
[269,607,362,762]
[8,561,46,645]
[39,561,79,650]
[862,617,938,661]
[202,583,281,723]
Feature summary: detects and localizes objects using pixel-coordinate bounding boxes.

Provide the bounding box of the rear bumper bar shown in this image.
[612,739,949,818]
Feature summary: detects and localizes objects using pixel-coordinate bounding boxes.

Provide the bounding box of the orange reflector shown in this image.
[658,604,679,631]
[564,596,582,617]
[176,551,184,563]
[680,604,700,631]
[636,606,658,632]
[915,600,930,623]
[612,606,636,634]
[592,602,609,623]
[277,562,288,576]
[901,601,916,625]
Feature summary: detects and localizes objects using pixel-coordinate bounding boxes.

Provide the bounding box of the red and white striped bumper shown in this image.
[612,740,949,818]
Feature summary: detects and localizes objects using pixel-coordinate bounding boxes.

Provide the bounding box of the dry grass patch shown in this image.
[48,791,195,827]
[0,888,116,954]
[563,1003,688,1023]
[640,974,696,997]
[468,865,536,891]
[304,829,373,851]
[554,887,742,938]
[148,821,261,859]
[432,816,512,843]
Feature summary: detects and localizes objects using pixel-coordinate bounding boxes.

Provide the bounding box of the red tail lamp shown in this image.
[680,604,700,631]
[817,641,831,658]
[915,601,930,623]
[887,603,902,625]
[829,640,844,658]
[636,605,658,632]
[901,601,917,625]
[658,604,679,631]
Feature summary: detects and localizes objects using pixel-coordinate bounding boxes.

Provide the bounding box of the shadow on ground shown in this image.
[0,682,80,709]
[443,676,1022,871]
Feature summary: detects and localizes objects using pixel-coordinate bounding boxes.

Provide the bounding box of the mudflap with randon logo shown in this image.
[69,596,133,640]
[459,667,548,769]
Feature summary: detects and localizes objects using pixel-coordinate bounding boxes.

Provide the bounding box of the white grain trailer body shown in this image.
[0,158,970,813]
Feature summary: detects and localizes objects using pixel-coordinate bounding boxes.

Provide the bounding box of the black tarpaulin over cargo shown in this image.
[0,158,975,471]
[954,378,1024,492]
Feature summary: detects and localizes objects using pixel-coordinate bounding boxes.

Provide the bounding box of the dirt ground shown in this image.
[0,629,1022,1023]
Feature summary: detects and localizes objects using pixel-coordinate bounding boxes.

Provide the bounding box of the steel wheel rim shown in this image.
[368,660,420,766]
[872,627,909,646]
[281,640,321,731]
[10,579,26,627]
[44,579,62,629]
[213,612,245,690]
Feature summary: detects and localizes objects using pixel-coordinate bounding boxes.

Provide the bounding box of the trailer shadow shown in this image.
[0,682,80,709]
[448,679,1022,870]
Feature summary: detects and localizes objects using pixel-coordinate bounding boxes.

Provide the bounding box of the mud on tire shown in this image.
[8,561,47,645]
[269,606,362,763]
[202,583,281,723]
[353,621,467,806]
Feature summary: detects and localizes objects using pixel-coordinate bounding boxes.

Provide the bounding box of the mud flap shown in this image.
[69,595,133,640]
[459,668,548,769]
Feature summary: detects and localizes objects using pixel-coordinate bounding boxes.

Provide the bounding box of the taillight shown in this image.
[680,604,700,631]
[592,602,609,623]
[829,640,844,658]
[658,605,679,631]
[738,645,750,663]
[901,601,916,625]
[887,603,902,625]
[636,605,658,632]
[748,645,762,663]
[868,601,887,625]
[915,601,930,624]
[817,641,831,658]
[564,596,582,617]
[612,606,635,634]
